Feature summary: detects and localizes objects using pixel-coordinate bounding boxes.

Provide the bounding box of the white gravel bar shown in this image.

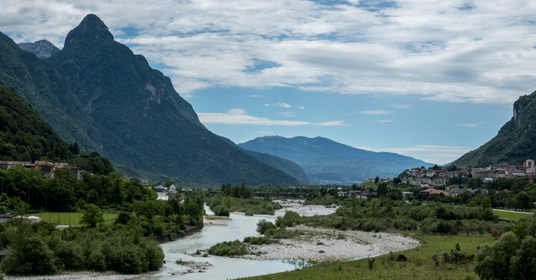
[243,225,421,262]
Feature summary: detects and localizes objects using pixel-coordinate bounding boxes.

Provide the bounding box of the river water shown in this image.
[138,210,296,280]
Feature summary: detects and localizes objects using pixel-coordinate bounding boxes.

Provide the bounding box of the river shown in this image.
[138,209,296,280]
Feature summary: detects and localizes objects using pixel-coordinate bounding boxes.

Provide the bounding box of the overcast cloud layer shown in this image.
[3,0,536,103]
[2,0,534,164]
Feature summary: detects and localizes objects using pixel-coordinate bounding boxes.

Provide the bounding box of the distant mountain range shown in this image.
[18,40,59,59]
[454,90,536,167]
[0,14,299,186]
[239,136,433,185]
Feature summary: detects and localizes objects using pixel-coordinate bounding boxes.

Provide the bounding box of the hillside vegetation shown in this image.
[454,90,536,167]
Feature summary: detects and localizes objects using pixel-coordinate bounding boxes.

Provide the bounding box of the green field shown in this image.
[29,212,118,226]
[242,232,495,280]
[493,209,533,221]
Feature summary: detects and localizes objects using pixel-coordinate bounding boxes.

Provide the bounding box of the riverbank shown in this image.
[242,225,420,261]
[5,272,139,280]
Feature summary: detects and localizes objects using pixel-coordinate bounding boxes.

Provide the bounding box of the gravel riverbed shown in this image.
[242,225,420,261]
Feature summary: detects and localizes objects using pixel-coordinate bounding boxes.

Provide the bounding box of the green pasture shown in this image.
[29,212,118,226]
[493,209,533,221]
[243,232,495,280]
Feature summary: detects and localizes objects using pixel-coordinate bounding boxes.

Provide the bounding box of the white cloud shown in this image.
[198,108,346,126]
[277,112,296,117]
[265,102,301,109]
[355,145,472,164]
[2,0,536,103]
[377,120,393,123]
[360,110,393,115]
[384,145,472,164]
[458,122,484,128]
[315,121,349,126]
[390,104,411,109]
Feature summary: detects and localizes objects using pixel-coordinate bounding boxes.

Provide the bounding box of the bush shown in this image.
[116,211,132,225]
[208,240,248,256]
[243,236,276,245]
[256,219,276,234]
[56,241,84,270]
[276,211,301,228]
[87,249,106,271]
[1,235,58,275]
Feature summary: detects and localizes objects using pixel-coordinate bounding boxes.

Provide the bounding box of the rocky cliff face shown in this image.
[18,39,60,59]
[454,90,536,167]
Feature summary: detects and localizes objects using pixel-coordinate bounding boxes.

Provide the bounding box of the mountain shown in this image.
[18,40,60,59]
[0,86,72,161]
[240,149,310,183]
[0,31,111,153]
[239,136,433,185]
[454,90,536,167]
[33,14,297,186]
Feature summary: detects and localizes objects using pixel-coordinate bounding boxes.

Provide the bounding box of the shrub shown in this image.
[256,219,276,234]
[243,236,276,245]
[208,240,248,256]
[86,250,106,271]
[213,205,230,217]
[276,211,301,228]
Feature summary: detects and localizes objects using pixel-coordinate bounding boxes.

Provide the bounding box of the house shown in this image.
[0,161,34,170]
[34,161,55,178]
[34,161,83,179]
[0,214,15,223]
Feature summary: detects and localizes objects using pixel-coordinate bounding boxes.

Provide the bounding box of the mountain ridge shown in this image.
[17,39,59,59]
[239,135,433,185]
[453,90,536,167]
[0,14,300,186]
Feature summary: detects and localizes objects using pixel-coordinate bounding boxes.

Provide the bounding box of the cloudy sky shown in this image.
[2,0,536,164]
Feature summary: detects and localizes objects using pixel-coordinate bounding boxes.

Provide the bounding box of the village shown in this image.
[353,159,536,198]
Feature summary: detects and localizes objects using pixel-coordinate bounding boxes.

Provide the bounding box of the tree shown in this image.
[481,196,492,209]
[515,192,532,210]
[256,219,276,234]
[474,232,519,279]
[81,203,104,228]
[374,176,379,183]
[510,236,536,280]
[467,178,483,189]
[377,183,388,197]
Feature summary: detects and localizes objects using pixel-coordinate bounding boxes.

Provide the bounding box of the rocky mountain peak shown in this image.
[18,39,60,59]
[64,14,114,49]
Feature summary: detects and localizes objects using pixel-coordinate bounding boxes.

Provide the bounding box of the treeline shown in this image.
[0,166,139,213]
[0,217,164,275]
[474,215,536,280]
[207,183,281,216]
[0,167,206,276]
[301,199,510,235]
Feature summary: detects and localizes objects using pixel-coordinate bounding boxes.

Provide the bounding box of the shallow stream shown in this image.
[138,209,296,279]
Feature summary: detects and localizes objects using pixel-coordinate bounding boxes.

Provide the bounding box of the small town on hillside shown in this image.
[0,160,83,180]
[355,159,536,198]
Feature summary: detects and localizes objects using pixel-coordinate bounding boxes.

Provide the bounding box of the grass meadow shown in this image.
[492,209,533,221]
[29,212,118,225]
[242,232,495,280]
